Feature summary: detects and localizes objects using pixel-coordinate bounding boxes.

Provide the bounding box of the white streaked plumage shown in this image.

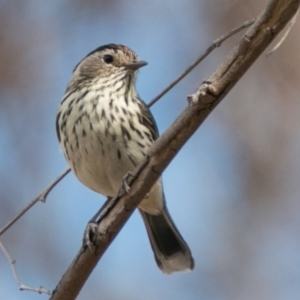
[56,44,194,273]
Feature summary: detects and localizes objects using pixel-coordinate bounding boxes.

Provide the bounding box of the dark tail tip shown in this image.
[140,209,194,274]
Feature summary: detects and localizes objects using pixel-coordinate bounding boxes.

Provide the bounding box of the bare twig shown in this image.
[0,239,52,295]
[147,18,255,107]
[50,1,300,299]
[267,6,299,56]
[0,168,70,236]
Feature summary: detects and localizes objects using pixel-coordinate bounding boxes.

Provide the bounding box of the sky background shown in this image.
[1,1,300,299]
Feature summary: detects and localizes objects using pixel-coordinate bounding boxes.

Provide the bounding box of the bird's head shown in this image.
[73,44,147,81]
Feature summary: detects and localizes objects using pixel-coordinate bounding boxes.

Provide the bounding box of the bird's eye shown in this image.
[103,54,114,64]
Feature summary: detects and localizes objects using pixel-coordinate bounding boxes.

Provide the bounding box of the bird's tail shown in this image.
[139,207,194,274]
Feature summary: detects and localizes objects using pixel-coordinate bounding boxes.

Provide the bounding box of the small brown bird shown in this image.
[56,44,194,273]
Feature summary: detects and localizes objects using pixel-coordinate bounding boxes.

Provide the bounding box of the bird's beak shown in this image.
[124,60,148,70]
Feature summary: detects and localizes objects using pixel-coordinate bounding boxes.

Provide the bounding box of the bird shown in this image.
[56,44,194,273]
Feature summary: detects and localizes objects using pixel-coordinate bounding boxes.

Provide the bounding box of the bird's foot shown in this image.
[83,221,98,252]
[120,171,135,196]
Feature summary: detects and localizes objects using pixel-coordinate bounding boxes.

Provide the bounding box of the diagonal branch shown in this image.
[267,5,299,56]
[147,18,255,107]
[50,0,299,298]
[0,169,71,236]
[0,240,52,295]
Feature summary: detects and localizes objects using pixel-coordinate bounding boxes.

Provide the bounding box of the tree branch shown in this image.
[267,6,299,56]
[147,18,255,107]
[49,0,299,298]
[0,169,71,236]
[0,240,51,295]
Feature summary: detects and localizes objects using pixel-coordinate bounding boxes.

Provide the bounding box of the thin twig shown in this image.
[267,7,299,56]
[147,18,255,108]
[0,239,52,295]
[0,168,71,236]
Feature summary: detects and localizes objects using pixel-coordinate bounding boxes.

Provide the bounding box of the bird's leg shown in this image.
[84,157,150,251]
[120,172,135,196]
[84,196,115,251]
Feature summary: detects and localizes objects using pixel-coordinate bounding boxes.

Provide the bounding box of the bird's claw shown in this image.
[83,222,99,252]
[120,172,134,196]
